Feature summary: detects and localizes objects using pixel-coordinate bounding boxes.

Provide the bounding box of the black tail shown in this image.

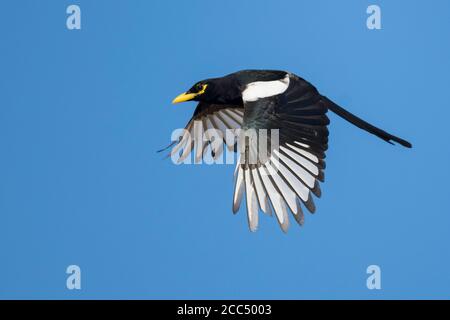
[323,97,412,148]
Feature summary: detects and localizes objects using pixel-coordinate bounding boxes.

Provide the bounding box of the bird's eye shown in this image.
[196,83,203,91]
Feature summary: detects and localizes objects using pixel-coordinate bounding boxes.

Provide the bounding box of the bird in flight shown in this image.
[164,70,411,232]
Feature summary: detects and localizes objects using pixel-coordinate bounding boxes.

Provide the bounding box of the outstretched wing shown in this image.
[233,74,329,232]
[162,102,244,163]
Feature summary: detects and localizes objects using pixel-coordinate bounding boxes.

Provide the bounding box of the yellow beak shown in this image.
[172,92,197,104]
[172,84,208,104]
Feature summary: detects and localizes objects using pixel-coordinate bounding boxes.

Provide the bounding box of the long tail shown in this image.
[323,96,412,148]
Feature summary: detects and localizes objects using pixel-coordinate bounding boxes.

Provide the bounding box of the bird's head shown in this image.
[172,76,242,105]
[172,81,211,104]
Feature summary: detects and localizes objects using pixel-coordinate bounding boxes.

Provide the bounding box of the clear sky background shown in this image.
[1,0,449,299]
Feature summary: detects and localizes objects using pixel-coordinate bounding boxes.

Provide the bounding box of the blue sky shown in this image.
[0,0,449,299]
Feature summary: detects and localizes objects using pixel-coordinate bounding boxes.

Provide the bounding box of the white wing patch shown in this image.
[242,74,290,102]
[232,141,321,233]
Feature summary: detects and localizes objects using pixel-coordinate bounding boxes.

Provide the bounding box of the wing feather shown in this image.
[234,73,328,231]
[162,103,244,162]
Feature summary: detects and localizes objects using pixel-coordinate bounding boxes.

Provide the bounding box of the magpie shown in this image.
[165,70,411,232]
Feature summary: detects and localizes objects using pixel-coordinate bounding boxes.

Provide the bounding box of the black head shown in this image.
[172,76,242,105]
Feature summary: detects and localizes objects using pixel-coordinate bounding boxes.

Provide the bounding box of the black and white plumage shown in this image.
[164,70,411,232]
